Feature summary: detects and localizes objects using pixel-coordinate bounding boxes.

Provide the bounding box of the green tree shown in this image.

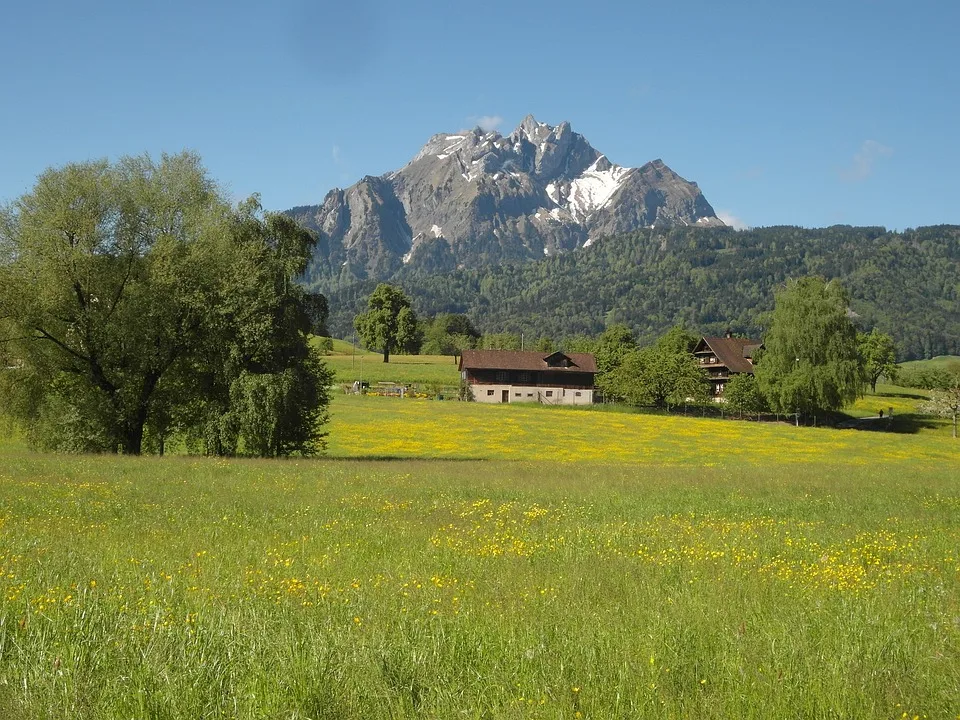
[354,284,419,362]
[755,277,863,417]
[533,336,556,352]
[604,327,708,409]
[421,313,480,358]
[920,362,960,438]
[478,332,521,350]
[563,335,596,353]
[0,153,331,456]
[594,324,637,401]
[655,325,698,354]
[724,373,768,418]
[184,202,334,457]
[858,329,898,393]
[611,346,708,409]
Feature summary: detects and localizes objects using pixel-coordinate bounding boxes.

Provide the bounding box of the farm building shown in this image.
[459,350,596,405]
[693,334,764,398]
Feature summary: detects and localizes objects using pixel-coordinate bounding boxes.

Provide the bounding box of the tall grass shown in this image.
[0,445,957,717]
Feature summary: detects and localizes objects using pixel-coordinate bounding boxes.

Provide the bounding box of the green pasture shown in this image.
[0,446,958,718]
[1,381,958,717]
[901,355,960,372]
[326,393,958,464]
[323,352,461,387]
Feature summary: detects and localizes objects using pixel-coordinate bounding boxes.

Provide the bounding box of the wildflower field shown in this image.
[0,398,958,717]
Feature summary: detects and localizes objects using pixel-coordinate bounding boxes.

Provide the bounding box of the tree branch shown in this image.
[34,327,91,364]
[32,326,116,395]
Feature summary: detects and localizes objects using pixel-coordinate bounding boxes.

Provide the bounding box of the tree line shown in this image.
[320,224,960,361]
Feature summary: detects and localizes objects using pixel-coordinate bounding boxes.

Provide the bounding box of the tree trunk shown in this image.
[383,344,391,363]
[119,371,162,455]
[120,423,144,455]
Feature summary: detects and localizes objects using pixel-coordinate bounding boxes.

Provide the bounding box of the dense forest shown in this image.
[315,225,960,360]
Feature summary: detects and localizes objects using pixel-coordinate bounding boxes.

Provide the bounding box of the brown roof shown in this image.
[459,350,597,373]
[694,336,763,374]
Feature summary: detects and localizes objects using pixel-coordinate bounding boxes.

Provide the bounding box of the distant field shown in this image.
[846,383,932,417]
[322,352,461,387]
[327,393,957,462]
[900,355,960,371]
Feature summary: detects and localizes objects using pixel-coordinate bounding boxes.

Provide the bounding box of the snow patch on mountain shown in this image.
[564,157,633,222]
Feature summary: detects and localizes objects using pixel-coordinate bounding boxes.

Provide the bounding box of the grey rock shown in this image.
[288,116,724,285]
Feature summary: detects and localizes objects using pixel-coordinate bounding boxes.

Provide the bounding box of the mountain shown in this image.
[287,115,723,290]
[323,224,960,362]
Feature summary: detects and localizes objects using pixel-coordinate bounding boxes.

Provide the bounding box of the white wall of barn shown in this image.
[469,384,594,405]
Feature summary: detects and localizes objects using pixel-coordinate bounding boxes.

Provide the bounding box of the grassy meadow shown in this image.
[319,345,461,387]
[0,371,958,717]
[900,355,960,372]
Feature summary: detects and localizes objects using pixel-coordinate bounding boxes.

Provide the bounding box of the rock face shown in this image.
[288,115,724,285]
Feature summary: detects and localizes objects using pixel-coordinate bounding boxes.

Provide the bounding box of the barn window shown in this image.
[518,372,531,383]
[487,389,494,396]
[575,392,582,396]
[496,371,509,383]
[545,390,553,397]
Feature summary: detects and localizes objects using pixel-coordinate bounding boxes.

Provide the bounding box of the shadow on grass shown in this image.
[837,413,942,435]
[872,390,929,400]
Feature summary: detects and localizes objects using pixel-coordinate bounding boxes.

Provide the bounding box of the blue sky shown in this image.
[2,0,958,230]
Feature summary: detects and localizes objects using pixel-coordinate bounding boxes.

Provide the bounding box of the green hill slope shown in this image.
[318,225,960,360]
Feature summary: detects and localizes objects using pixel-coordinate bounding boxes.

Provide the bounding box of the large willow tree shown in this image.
[755,276,863,416]
[0,152,331,455]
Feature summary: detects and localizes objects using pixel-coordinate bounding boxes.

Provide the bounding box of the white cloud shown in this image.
[332,144,343,165]
[717,210,750,231]
[469,114,504,132]
[840,139,893,182]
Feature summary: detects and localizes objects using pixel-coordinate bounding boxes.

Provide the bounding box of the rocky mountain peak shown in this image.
[288,116,725,289]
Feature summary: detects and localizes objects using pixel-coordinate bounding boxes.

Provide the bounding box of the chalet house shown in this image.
[693,334,764,398]
[459,350,596,405]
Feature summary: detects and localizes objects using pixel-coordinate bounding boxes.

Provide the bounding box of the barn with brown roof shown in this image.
[693,333,764,398]
[458,350,596,404]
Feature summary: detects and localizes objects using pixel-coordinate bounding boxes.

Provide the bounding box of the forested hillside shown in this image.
[318,225,960,360]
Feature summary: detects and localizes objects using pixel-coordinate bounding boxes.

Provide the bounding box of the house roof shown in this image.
[694,336,763,374]
[459,350,597,373]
